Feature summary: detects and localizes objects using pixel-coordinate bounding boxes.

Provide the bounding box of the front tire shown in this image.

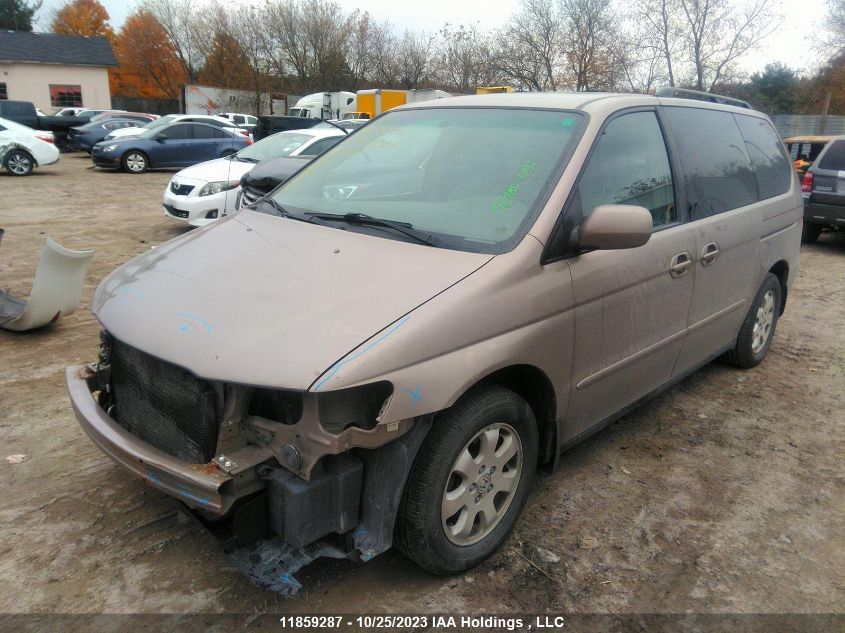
[395,385,538,574]
[122,151,148,174]
[724,273,782,368]
[4,149,34,176]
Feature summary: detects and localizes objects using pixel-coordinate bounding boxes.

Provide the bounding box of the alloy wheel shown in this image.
[7,152,31,175]
[751,289,775,354]
[441,422,523,546]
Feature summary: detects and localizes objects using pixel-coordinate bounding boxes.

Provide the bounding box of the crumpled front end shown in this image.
[67,331,430,594]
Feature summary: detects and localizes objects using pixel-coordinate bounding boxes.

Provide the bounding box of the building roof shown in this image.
[0,31,117,67]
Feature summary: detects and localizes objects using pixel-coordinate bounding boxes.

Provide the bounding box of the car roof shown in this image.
[784,135,834,143]
[398,91,768,119]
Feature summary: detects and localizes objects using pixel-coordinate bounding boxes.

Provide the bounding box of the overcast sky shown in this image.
[37,0,829,76]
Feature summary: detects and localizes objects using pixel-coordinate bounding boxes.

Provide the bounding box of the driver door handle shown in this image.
[701,242,720,266]
[670,252,692,278]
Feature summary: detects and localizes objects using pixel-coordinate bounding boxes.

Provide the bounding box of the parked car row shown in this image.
[161,124,349,225]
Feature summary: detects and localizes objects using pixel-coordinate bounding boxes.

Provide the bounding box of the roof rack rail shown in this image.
[655,87,752,110]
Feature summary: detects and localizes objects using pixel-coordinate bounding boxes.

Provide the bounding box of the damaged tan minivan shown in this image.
[68,91,801,584]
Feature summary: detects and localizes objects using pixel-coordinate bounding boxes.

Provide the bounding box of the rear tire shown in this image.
[395,385,538,575]
[724,273,782,368]
[121,151,148,174]
[801,222,821,244]
[3,149,34,176]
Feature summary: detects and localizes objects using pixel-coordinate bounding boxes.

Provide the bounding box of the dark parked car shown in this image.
[91,122,251,173]
[801,135,845,243]
[253,115,320,141]
[68,119,146,152]
[238,155,314,207]
[0,100,91,150]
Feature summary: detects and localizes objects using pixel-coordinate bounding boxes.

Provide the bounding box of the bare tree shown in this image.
[143,0,206,81]
[820,0,845,60]
[346,10,374,88]
[560,0,618,91]
[630,0,683,87]
[493,0,565,90]
[678,0,779,91]
[435,23,500,93]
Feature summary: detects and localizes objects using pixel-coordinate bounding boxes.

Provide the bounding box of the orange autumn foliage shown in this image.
[108,10,187,99]
[50,0,114,40]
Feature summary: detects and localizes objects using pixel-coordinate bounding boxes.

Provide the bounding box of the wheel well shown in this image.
[478,365,558,466]
[769,260,788,315]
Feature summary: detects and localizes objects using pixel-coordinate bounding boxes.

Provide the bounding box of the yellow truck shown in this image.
[476,86,514,94]
[355,89,451,120]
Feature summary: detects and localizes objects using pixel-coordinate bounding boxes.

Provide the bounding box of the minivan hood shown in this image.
[173,156,254,184]
[93,210,492,390]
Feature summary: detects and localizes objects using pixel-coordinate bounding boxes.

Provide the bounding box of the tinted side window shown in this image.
[191,125,225,139]
[299,136,342,156]
[162,124,192,139]
[664,107,756,220]
[734,114,791,200]
[818,141,845,171]
[577,111,676,227]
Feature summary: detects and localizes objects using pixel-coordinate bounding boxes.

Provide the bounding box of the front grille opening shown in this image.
[109,340,220,463]
[248,388,303,425]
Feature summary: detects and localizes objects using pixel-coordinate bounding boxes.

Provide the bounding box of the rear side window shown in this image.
[818,141,845,171]
[162,124,192,139]
[191,125,225,139]
[576,111,676,227]
[664,107,756,220]
[734,114,791,200]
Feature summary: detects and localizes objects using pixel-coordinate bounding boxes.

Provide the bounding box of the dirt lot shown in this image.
[1,157,843,623]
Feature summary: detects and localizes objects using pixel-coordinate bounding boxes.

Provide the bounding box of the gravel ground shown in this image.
[0,157,843,628]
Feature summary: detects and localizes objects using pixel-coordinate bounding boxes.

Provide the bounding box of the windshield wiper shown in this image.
[255,198,317,224]
[305,212,438,246]
[235,156,259,163]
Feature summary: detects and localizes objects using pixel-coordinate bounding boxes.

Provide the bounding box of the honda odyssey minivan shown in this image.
[68,91,801,584]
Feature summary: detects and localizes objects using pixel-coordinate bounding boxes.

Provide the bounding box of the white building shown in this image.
[0,31,117,113]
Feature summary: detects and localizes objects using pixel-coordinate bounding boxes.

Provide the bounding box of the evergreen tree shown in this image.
[0,0,41,31]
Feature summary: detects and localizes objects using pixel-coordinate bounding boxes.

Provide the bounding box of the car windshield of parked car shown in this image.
[236,132,321,162]
[268,108,584,253]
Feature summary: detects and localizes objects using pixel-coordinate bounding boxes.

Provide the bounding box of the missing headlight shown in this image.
[316,382,393,434]
[248,388,304,425]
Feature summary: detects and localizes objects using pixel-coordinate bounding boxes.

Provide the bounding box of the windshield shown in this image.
[237,132,318,161]
[268,108,584,253]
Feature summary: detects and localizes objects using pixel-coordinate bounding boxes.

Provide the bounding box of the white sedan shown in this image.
[162,126,347,226]
[0,117,60,176]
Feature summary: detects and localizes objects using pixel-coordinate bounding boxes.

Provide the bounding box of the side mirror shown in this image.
[154,133,167,141]
[579,204,653,251]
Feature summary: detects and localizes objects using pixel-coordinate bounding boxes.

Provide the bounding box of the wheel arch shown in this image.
[472,364,558,467]
[768,260,789,315]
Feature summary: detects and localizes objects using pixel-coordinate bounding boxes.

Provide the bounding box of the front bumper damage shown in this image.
[66,361,431,595]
